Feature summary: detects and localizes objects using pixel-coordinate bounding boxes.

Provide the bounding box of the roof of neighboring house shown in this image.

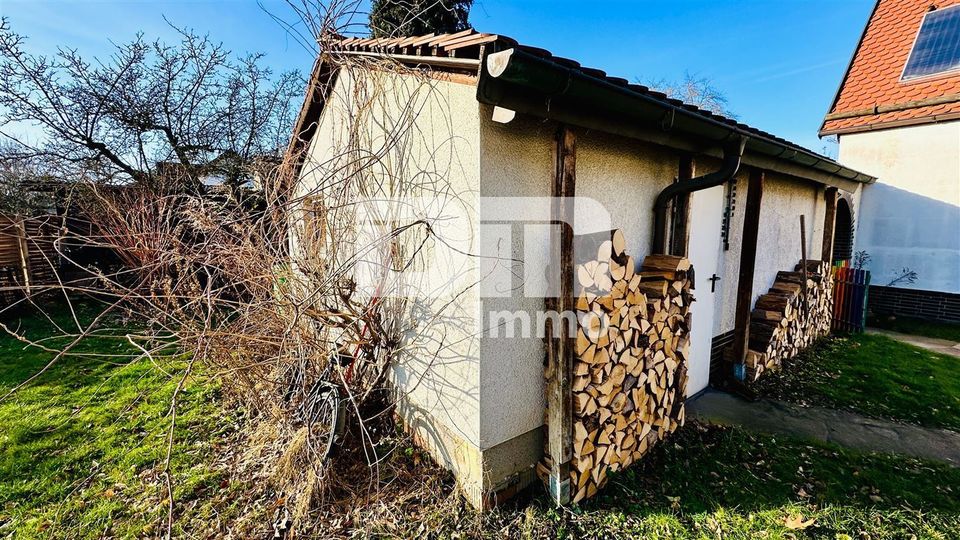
[290,30,875,186]
[821,0,960,136]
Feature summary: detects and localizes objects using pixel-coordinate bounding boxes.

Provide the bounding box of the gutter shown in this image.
[479,48,875,186]
[652,136,746,253]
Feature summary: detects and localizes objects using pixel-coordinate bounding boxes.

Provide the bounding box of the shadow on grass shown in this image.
[752,333,960,431]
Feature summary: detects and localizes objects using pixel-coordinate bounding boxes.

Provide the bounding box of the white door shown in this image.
[686,185,725,396]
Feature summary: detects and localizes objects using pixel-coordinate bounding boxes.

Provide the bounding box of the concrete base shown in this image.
[397,398,543,509]
[688,390,960,465]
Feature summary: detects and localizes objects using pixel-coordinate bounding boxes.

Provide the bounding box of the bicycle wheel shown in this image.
[303,382,345,462]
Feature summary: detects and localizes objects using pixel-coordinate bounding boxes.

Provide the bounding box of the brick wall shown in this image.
[868,285,960,323]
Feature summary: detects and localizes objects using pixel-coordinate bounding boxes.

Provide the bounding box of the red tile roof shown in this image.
[821,0,960,135]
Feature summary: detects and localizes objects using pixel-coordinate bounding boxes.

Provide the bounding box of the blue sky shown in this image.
[0,0,874,154]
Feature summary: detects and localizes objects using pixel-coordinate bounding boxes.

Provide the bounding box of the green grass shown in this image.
[0,301,242,538]
[4,303,960,538]
[754,333,960,431]
[370,423,960,539]
[867,314,960,343]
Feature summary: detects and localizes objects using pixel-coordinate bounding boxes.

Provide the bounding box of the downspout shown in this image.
[652,136,747,254]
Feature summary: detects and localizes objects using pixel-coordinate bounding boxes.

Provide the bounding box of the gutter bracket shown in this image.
[660,109,675,131]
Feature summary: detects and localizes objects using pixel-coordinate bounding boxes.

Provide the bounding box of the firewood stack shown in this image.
[743,259,834,381]
[557,230,694,503]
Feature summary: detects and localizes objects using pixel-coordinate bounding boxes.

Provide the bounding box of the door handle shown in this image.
[708,274,721,293]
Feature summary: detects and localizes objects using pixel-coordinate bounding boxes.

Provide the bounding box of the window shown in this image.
[902,5,960,80]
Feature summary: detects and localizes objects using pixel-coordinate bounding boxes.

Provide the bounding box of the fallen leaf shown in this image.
[785,513,816,530]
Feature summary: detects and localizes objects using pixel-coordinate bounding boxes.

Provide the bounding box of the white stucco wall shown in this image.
[478,108,697,451]
[838,121,960,293]
[683,168,826,337]
[294,69,487,488]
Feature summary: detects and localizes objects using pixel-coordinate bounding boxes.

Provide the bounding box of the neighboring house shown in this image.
[289,31,874,507]
[821,0,960,322]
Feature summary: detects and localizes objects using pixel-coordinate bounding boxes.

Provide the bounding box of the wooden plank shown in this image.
[799,215,809,315]
[821,187,838,265]
[12,219,30,294]
[729,168,764,380]
[669,155,694,257]
[545,124,576,504]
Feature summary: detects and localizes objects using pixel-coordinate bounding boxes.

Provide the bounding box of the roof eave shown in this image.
[480,47,876,188]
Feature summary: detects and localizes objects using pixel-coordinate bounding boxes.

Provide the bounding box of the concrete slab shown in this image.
[688,390,960,466]
[866,328,960,358]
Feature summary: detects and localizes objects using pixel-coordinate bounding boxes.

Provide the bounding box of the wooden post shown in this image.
[799,215,809,315]
[545,125,576,504]
[821,187,838,266]
[14,219,30,294]
[729,169,764,382]
[669,155,695,257]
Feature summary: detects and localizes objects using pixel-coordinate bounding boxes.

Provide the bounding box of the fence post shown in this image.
[15,219,31,295]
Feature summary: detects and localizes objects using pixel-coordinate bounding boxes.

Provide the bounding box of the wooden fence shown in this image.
[0,215,61,309]
[831,261,870,332]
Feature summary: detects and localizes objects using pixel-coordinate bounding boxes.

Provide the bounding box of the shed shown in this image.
[288,30,875,508]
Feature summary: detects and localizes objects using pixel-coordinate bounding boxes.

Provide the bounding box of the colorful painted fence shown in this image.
[831,261,870,332]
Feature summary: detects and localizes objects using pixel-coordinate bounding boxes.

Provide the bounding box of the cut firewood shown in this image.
[556,237,694,506]
[732,259,834,383]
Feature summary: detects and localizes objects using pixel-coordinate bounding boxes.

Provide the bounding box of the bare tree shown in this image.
[0,142,54,214]
[644,71,737,119]
[0,18,301,192]
[0,1,481,535]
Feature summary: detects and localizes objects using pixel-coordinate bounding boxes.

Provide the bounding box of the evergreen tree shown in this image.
[369,0,473,38]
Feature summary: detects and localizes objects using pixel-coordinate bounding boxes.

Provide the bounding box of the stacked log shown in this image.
[742,259,833,381]
[560,230,694,503]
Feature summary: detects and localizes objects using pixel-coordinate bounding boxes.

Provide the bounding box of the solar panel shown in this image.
[902,4,960,80]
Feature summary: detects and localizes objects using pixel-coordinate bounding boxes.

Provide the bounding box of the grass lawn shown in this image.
[754,333,960,432]
[867,314,960,343]
[3,303,959,539]
[0,301,244,538]
[375,422,960,539]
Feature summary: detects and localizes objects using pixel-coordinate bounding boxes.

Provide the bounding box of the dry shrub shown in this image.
[0,36,478,536]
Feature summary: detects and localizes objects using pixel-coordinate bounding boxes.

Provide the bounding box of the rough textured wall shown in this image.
[839,121,960,293]
[713,172,826,336]
[477,109,680,454]
[295,68,486,495]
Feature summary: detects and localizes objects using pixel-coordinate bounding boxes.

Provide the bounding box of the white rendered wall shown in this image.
[478,107,682,451]
[692,168,826,337]
[295,69,487,489]
[838,121,960,293]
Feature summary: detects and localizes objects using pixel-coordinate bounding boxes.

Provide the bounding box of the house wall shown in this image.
[701,170,826,337]
[295,69,845,505]
[477,104,830,487]
[477,106,684,450]
[838,121,960,294]
[293,68,490,501]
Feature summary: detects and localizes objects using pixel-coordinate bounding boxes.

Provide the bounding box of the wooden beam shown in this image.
[821,187,838,265]
[729,169,764,381]
[15,219,30,294]
[669,155,695,257]
[545,125,576,504]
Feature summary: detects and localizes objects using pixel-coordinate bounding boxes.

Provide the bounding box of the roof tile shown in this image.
[822,0,960,134]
